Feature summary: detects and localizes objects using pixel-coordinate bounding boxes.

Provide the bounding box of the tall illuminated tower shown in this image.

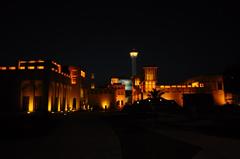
[143,67,158,92]
[129,49,139,77]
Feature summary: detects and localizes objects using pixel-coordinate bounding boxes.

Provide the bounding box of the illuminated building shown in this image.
[127,51,238,107]
[154,76,224,106]
[131,65,235,107]
[88,84,126,111]
[109,83,126,110]
[88,77,127,111]
[119,79,132,91]
[129,49,139,77]
[143,67,158,93]
[88,88,115,111]
[131,66,159,103]
[111,77,119,85]
[111,77,132,105]
[119,79,132,104]
[132,76,142,103]
[68,66,87,110]
[0,59,87,113]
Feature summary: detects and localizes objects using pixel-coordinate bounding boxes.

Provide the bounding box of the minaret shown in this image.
[129,49,139,77]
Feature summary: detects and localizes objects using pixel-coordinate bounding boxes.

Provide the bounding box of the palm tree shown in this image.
[148,89,164,100]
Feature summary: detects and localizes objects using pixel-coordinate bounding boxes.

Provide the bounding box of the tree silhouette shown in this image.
[148,89,164,100]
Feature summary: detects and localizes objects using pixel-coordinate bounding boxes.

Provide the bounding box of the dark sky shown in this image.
[0,1,239,85]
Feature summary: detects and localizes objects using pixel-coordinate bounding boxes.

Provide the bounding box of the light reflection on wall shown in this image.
[9,66,16,70]
[37,66,44,69]
[0,67,7,70]
[28,66,35,70]
[101,100,110,109]
[28,97,34,112]
[48,97,52,112]
[81,70,86,78]
[21,80,43,112]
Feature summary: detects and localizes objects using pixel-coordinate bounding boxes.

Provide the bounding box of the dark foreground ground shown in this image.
[1,111,240,159]
[101,113,200,159]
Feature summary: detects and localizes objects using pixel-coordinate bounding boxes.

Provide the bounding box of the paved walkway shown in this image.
[2,113,122,159]
[140,114,240,159]
[152,126,240,159]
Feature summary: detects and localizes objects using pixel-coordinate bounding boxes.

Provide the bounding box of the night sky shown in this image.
[0,1,239,85]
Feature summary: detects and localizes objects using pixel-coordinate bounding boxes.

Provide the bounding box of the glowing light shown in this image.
[58,98,61,112]
[38,60,44,63]
[130,51,138,57]
[37,66,44,69]
[91,73,95,79]
[200,83,204,87]
[70,68,78,84]
[19,61,27,64]
[27,111,31,114]
[134,78,140,86]
[81,70,86,78]
[52,61,58,66]
[58,64,61,73]
[71,79,77,84]
[91,83,95,89]
[192,82,199,87]
[111,78,119,84]
[101,100,110,109]
[51,61,61,72]
[19,66,25,70]
[28,98,34,112]
[51,112,55,114]
[28,66,35,70]
[29,60,36,63]
[171,85,176,88]
[9,66,16,70]
[213,93,226,105]
[48,97,51,112]
[0,67,7,70]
